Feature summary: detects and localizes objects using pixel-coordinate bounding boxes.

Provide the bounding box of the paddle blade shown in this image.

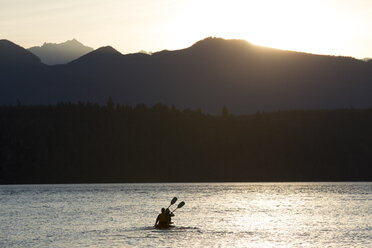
[177,201,185,209]
[171,197,177,205]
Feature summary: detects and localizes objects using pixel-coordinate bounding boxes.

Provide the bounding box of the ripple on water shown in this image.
[0,183,371,247]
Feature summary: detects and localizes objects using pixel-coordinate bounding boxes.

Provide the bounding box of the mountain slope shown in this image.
[28,39,93,65]
[0,39,41,66]
[1,37,372,114]
[68,46,123,67]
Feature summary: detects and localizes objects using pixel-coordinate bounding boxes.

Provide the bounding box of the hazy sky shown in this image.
[1,0,371,58]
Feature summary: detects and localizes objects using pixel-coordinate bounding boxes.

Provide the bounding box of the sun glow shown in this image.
[171,0,369,57]
[1,0,371,58]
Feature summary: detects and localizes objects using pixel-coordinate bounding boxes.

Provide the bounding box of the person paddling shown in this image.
[154,198,185,229]
[165,208,174,224]
[155,208,167,227]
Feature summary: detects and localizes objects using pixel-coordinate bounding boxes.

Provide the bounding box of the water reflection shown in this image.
[0,183,371,247]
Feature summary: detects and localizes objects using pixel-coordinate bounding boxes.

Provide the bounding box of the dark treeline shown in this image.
[1,100,372,183]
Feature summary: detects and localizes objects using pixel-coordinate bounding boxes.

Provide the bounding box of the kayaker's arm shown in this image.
[155,215,160,226]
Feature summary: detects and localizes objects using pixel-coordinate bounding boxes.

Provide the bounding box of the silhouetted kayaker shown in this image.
[155,208,167,227]
[166,208,174,224]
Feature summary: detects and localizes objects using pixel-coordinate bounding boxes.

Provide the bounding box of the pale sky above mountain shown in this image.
[1,0,371,58]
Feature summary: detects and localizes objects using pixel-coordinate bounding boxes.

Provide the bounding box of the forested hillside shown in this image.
[1,101,371,183]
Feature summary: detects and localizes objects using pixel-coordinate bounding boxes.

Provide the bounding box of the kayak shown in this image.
[155,224,175,229]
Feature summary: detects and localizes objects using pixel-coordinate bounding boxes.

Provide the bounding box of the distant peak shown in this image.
[190,37,254,51]
[0,39,16,46]
[197,37,225,43]
[68,45,122,65]
[193,37,251,46]
[94,46,121,55]
[27,39,94,65]
[32,39,91,49]
[65,38,82,45]
[0,39,41,65]
[191,37,223,47]
[182,37,256,57]
[0,39,27,50]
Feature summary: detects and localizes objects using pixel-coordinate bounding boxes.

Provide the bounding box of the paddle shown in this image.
[168,197,177,208]
[171,201,185,213]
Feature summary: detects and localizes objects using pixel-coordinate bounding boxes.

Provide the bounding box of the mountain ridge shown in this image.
[28,39,93,65]
[0,39,42,66]
[69,45,122,64]
[1,37,372,114]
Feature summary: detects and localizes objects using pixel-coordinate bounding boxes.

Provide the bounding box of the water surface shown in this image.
[1,183,371,247]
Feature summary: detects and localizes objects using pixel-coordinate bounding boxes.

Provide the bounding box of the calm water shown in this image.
[0,183,371,247]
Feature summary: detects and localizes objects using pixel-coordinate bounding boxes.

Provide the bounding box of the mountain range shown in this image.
[1,37,372,114]
[28,39,93,65]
